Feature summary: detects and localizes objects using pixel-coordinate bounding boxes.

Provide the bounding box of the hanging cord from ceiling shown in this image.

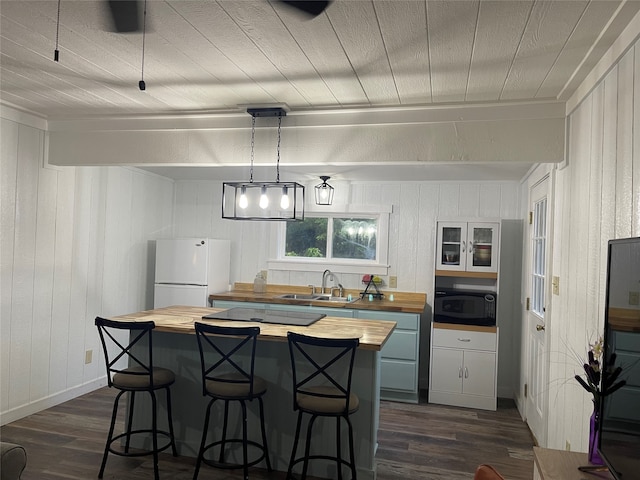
[275,113,282,183]
[139,0,147,90]
[54,0,61,61]
[249,114,256,183]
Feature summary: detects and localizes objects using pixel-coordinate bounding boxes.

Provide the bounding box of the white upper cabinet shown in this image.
[436,221,500,273]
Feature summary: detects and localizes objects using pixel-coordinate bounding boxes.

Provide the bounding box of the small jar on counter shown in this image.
[253,272,266,293]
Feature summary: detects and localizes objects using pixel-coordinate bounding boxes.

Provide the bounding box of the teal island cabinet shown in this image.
[354,309,420,403]
[111,305,395,480]
[211,299,420,403]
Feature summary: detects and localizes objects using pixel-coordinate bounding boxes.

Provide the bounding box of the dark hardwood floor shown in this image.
[1,388,534,479]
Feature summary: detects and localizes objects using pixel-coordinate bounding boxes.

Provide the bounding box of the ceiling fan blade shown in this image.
[279,0,331,17]
[107,0,142,32]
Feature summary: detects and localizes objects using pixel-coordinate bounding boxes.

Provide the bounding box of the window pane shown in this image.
[531,197,547,317]
[285,218,328,257]
[473,227,493,244]
[332,218,377,260]
[442,227,461,243]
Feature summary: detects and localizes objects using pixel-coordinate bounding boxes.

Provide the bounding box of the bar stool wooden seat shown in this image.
[193,322,272,480]
[95,317,177,480]
[286,332,360,480]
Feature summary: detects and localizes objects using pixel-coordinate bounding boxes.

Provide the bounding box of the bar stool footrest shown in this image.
[108,429,175,458]
[201,439,269,470]
[289,455,356,476]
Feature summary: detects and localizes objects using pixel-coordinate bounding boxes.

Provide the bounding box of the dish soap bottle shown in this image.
[253,272,266,294]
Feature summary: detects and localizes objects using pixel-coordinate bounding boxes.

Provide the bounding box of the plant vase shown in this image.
[588,407,604,465]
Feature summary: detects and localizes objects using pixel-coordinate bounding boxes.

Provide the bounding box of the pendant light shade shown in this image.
[223,181,303,220]
[222,108,305,221]
[314,176,334,205]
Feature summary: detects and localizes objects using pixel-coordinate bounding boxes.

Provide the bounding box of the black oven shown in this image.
[433,289,497,326]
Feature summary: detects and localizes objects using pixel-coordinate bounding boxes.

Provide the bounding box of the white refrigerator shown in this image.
[154,238,231,308]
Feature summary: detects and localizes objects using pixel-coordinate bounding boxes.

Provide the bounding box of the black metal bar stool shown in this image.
[95,317,177,480]
[193,322,272,480]
[286,332,360,480]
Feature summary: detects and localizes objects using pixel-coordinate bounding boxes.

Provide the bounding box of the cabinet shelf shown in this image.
[434,269,498,279]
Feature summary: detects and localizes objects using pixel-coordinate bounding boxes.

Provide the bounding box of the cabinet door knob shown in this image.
[536,324,545,331]
[464,367,469,378]
[457,338,471,342]
[459,367,463,378]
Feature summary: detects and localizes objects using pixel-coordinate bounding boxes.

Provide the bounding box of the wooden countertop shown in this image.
[210,283,427,314]
[110,305,397,352]
[533,447,613,479]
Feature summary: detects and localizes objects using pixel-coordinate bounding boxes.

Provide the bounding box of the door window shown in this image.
[532,198,547,317]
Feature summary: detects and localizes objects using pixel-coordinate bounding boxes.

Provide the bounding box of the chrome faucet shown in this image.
[322,270,343,297]
[321,269,333,294]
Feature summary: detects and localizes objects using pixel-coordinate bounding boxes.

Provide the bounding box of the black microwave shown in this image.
[433,289,497,326]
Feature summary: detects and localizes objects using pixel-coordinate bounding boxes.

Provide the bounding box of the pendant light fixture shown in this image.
[314,176,334,205]
[222,108,304,221]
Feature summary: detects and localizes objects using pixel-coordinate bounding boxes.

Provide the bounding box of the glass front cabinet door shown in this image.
[436,221,500,273]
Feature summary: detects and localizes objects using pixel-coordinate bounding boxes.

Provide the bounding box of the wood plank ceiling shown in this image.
[1,1,638,181]
[2,0,637,118]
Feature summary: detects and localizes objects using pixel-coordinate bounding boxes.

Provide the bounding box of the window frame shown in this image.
[268,210,390,275]
[531,197,547,318]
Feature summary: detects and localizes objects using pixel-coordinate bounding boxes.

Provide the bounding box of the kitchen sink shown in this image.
[277,293,357,303]
[277,293,323,300]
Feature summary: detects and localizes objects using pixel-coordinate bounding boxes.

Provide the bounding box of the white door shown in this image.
[462,350,496,398]
[430,348,464,393]
[155,238,209,285]
[525,177,550,445]
[154,284,208,308]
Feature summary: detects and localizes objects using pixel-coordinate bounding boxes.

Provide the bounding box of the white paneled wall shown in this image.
[0,114,174,425]
[172,178,522,392]
[173,179,520,292]
[545,40,640,453]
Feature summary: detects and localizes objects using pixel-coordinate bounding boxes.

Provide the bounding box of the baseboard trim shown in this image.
[0,377,107,426]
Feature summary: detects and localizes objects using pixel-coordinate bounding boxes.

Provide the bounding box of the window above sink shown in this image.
[268,207,391,276]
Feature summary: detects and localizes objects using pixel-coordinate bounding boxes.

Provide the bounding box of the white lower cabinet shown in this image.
[429,323,498,410]
[355,310,420,403]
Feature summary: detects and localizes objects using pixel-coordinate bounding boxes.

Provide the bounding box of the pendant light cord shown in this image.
[54,0,61,61]
[276,114,282,183]
[139,0,147,90]
[249,115,255,183]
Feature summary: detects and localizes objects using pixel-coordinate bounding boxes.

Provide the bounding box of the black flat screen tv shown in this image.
[598,237,640,479]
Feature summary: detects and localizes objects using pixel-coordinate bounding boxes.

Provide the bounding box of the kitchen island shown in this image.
[110,305,396,480]
[211,283,427,403]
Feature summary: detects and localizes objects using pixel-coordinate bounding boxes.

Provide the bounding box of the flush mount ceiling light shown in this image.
[314,176,334,205]
[222,108,304,221]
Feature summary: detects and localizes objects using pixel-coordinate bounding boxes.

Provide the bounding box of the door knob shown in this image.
[536,324,545,331]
